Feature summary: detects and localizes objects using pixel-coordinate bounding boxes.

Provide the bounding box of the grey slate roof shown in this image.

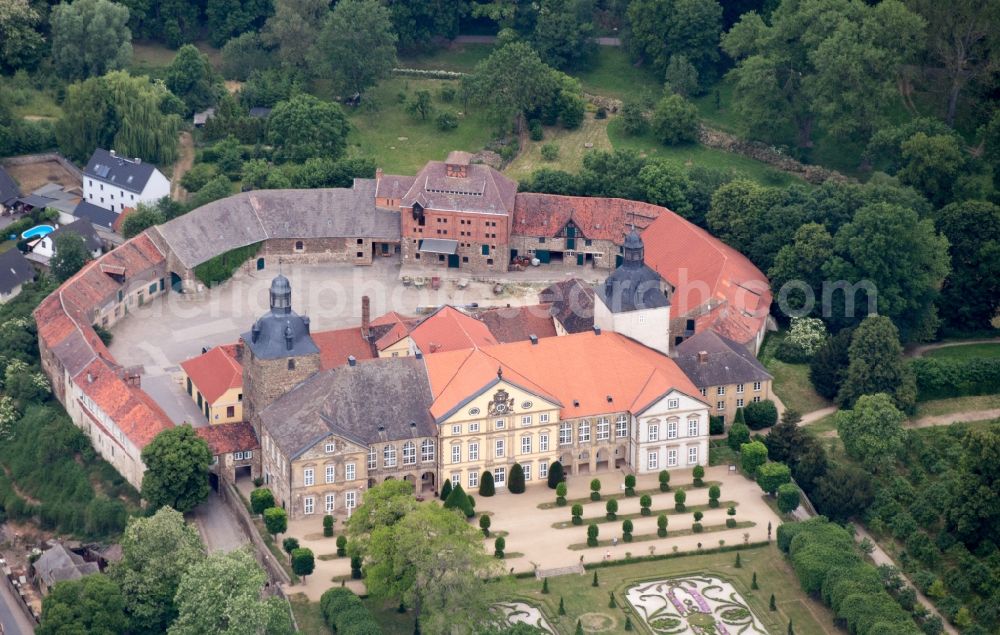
[49,218,102,253]
[73,201,119,230]
[594,229,670,313]
[84,149,159,194]
[154,180,400,269]
[541,279,594,334]
[0,249,35,295]
[259,356,435,459]
[34,544,99,588]
[243,275,320,360]
[0,166,19,205]
[674,330,773,388]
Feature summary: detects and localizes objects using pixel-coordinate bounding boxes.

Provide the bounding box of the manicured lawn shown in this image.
[607,117,800,187]
[288,593,333,635]
[923,342,1000,359]
[913,394,1000,418]
[511,544,836,634]
[759,334,832,416]
[342,77,496,175]
[801,414,839,437]
[504,113,613,180]
[397,43,494,73]
[574,48,662,102]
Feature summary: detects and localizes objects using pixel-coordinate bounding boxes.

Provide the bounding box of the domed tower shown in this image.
[593,228,673,354]
[242,275,321,429]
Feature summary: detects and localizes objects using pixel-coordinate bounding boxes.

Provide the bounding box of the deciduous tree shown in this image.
[838,393,907,471]
[0,0,43,72]
[316,0,397,97]
[261,0,329,73]
[51,233,92,282]
[836,316,916,412]
[756,462,792,495]
[50,0,133,80]
[165,44,221,114]
[140,424,212,513]
[935,200,1000,330]
[651,94,700,145]
[267,94,350,162]
[626,0,722,78]
[39,574,128,635]
[531,0,597,71]
[464,41,558,130]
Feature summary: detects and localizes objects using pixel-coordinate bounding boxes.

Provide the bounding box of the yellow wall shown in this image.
[208,386,244,424]
[377,336,412,358]
[438,380,561,491]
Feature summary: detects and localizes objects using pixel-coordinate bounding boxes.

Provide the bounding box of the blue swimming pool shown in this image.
[21,224,54,240]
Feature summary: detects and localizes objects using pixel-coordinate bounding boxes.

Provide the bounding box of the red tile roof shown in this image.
[180,345,243,404]
[408,305,498,354]
[476,304,558,343]
[196,421,259,456]
[312,326,375,370]
[424,331,703,420]
[512,194,663,242]
[77,358,173,448]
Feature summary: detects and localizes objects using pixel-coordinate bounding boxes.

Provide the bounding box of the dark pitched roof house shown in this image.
[673,330,773,388]
[399,152,517,215]
[540,279,595,334]
[49,218,102,253]
[594,230,670,313]
[72,201,119,231]
[0,249,36,296]
[84,149,158,194]
[34,544,99,591]
[0,166,19,205]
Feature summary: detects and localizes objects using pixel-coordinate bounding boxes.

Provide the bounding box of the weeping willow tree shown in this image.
[56,71,182,165]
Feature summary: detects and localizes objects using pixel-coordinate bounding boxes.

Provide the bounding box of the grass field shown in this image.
[802,414,839,437]
[574,48,662,102]
[288,594,332,635]
[131,40,222,76]
[398,43,493,73]
[342,77,496,175]
[758,334,832,416]
[0,76,62,120]
[913,394,1000,418]
[504,112,612,179]
[923,343,1000,359]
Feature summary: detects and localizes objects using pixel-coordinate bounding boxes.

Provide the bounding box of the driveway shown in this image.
[190,490,249,554]
[0,579,35,635]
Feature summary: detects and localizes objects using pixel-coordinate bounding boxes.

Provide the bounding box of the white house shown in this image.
[630,389,709,474]
[83,149,171,213]
[33,219,103,261]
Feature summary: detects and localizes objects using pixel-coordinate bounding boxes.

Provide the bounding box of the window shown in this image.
[303,468,314,486]
[559,422,572,445]
[648,452,658,470]
[717,386,726,396]
[452,424,461,435]
[469,471,478,488]
[468,442,479,461]
[368,447,376,470]
[596,418,610,440]
[578,421,591,442]
[304,497,314,515]
[688,447,699,465]
[736,383,745,394]
[325,465,335,484]
[148,282,157,294]
[616,415,628,438]
[288,359,296,370]
[451,473,460,486]
[523,464,532,481]
[452,444,461,464]
[753,396,761,403]
[295,241,304,251]
[700,388,707,397]
[494,467,506,486]
[667,449,677,467]
[539,461,548,479]
[226,406,235,418]
[667,421,677,439]
[495,419,505,430]
[736,398,744,408]
[244,450,252,459]
[469,422,480,433]
[539,413,550,423]
[688,419,699,437]
[421,440,435,462]
[521,436,532,454]
[346,492,356,509]
[234,451,244,460]
[495,439,505,458]
[648,424,658,442]
[753,381,762,391]
[346,463,356,481]
[325,443,335,453]
[383,445,397,467]
[403,441,416,465]
[521,415,532,426]
[325,494,335,513]
[717,401,726,411]
[539,433,549,452]
[667,398,679,409]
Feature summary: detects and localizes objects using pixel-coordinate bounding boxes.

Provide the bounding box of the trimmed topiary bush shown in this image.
[659,470,670,492]
[657,513,668,537]
[640,494,652,516]
[479,471,495,497]
[624,474,636,496]
[622,519,633,542]
[693,522,704,533]
[439,479,452,501]
[444,483,475,517]
[693,465,705,486]
[556,482,568,506]
[708,484,721,508]
[291,547,315,579]
[323,514,334,537]
[674,489,686,512]
[571,503,583,525]
[479,514,491,537]
[548,461,565,488]
[606,499,618,521]
[283,537,299,554]
[590,478,601,501]
[587,523,599,547]
[709,415,725,435]
[728,410,751,450]
[494,536,505,559]
[250,488,274,515]
[745,399,779,430]
[509,463,525,494]
[336,535,347,557]
[777,483,801,513]
[264,507,287,536]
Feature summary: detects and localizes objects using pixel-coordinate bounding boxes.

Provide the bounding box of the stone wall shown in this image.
[698,127,851,185]
[243,351,322,430]
[262,237,375,266]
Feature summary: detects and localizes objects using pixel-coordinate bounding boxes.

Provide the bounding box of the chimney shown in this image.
[698,351,708,363]
[234,340,245,363]
[593,326,602,335]
[134,157,141,164]
[375,168,383,183]
[110,150,116,157]
[414,350,423,359]
[361,296,371,338]
[529,334,538,345]
[347,355,356,367]
[284,325,294,350]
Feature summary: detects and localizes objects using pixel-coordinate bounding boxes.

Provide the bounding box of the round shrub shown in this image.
[728,414,751,450]
[658,470,670,492]
[323,514,334,537]
[595,107,607,120]
[529,120,544,141]
[479,514,491,536]
[777,483,801,513]
[571,503,583,525]
[693,465,705,486]
[590,478,601,501]
[547,461,564,488]
[657,513,668,537]
[624,474,636,496]
[745,400,779,430]
[436,111,458,131]
[640,494,652,516]
[606,499,618,521]
[587,523,599,547]
[438,86,456,102]
[708,485,721,508]
[693,511,703,522]
[651,94,699,145]
[336,535,347,557]
[494,536,505,559]
[693,522,703,533]
[556,482,567,506]
[540,143,559,161]
[283,537,299,554]
[622,519,633,541]
[674,489,686,512]
[250,488,274,515]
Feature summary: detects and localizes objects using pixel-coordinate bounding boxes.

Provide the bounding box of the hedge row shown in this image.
[193,241,263,287]
[320,587,380,635]
[908,358,1000,401]
[391,67,466,80]
[778,517,921,635]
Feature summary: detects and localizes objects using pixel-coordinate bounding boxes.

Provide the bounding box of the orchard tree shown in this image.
[170,548,292,635]
[50,0,133,80]
[625,0,722,78]
[268,94,350,163]
[39,574,127,635]
[109,508,204,634]
[51,233,92,282]
[317,0,397,97]
[140,424,212,513]
[836,393,907,472]
[836,316,916,412]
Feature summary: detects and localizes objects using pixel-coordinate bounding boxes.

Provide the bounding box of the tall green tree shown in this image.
[140,424,212,513]
[204,0,273,48]
[947,425,1000,546]
[169,548,293,635]
[465,40,560,129]
[836,392,907,472]
[346,479,417,553]
[51,233,92,282]
[267,94,350,162]
[165,45,222,114]
[769,222,835,315]
[118,0,199,48]
[39,574,128,635]
[808,327,853,400]
[896,133,966,207]
[836,315,916,412]
[50,0,133,81]
[365,503,509,633]
[0,0,44,72]
[110,507,204,635]
[262,0,329,73]
[625,0,723,78]
[651,93,700,145]
[387,0,465,53]
[316,0,397,96]
[531,0,597,71]
[935,200,1000,330]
